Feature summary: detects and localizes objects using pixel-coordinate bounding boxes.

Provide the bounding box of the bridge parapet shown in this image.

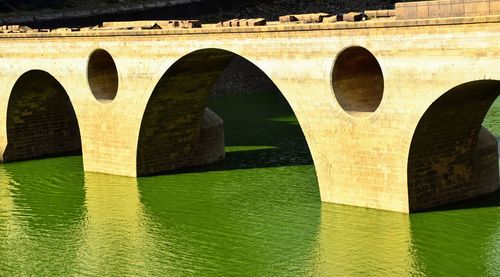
[396,0,500,20]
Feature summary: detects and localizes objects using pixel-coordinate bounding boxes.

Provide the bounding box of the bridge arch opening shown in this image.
[87,49,119,103]
[407,81,500,212]
[137,48,316,182]
[332,46,384,116]
[3,70,82,162]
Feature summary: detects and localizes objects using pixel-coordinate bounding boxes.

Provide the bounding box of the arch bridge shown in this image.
[1,0,500,213]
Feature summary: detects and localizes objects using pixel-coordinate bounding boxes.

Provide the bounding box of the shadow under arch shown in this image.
[137,48,316,177]
[408,80,500,212]
[3,70,82,162]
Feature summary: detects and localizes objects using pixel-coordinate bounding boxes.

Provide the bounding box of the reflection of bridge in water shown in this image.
[1,160,498,275]
[1,0,500,212]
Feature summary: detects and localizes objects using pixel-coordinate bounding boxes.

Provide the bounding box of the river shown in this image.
[0,92,498,276]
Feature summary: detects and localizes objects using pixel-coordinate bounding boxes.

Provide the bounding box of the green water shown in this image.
[0,93,498,276]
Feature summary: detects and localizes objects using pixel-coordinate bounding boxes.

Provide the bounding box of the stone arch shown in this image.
[407,80,500,212]
[3,70,81,162]
[136,48,312,176]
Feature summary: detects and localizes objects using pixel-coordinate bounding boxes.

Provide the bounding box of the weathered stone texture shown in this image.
[189,108,225,167]
[396,0,500,20]
[136,49,234,176]
[408,81,500,211]
[212,56,280,96]
[2,70,81,161]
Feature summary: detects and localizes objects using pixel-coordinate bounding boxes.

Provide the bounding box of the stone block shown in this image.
[396,3,418,20]
[417,4,430,19]
[179,20,201,28]
[343,12,367,22]
[490,0,500,14]
[323,15,340,23]
[247,18,266,26]
[451,2,465,17]
[279,15,298,22]
[280,13,330,23]
[229,19,240,27]
[464,0,491,16]
[439,2,453,17]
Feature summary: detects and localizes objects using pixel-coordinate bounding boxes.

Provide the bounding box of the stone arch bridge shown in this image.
[1,2,500,213]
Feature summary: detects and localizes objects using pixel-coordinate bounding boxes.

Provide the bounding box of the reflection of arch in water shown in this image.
[136,48,316,177]
[408,81,500,212]
[3,70,81,162]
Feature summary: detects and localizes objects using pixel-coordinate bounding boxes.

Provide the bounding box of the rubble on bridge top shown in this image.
[277,10,394,24]
[3,0,500,34]
[0,25,32,33]
[216,18,267,27]
[0,19,202,33]
[99,20,201,30]
[0,9,399,34]
[279,13,331,23]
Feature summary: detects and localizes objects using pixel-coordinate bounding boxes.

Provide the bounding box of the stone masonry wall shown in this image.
[408,81,500,211]
[137,49,234,176]
[2,70,81,161]
[212,56,280,96]
[396,0,500,20]
[189,108,225,166]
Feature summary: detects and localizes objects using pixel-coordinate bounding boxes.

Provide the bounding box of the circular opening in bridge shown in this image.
[87,49,118,103]
[333,46,384,116]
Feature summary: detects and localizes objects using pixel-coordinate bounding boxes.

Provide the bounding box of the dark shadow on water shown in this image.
[416,190,500,213]
[155,92,315,176]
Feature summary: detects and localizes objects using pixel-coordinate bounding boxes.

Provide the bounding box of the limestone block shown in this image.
[222,20,233,27]
[365,10,395,19]
[7,25,20,31]
[323,15,340,23]
[280,13,332,23]
[292,13,331,23]
[178,20,202,28]
[343,12,367,22]
[491,0,500,14]
[451,1,465,17]
[279,15,298,23]
[229,19,240,27]
[247,18,266,26]
[395,2,418,20]
[428,2,441,18]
